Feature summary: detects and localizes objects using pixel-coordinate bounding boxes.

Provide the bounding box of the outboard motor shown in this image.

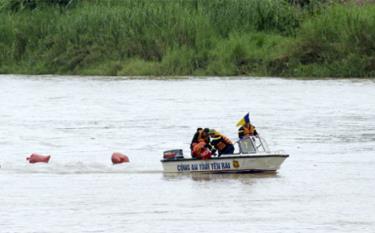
[163,149,184,160]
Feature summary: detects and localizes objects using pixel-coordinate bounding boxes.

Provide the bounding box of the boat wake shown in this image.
[0,161,162,175]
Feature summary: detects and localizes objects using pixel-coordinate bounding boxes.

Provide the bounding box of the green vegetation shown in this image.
[0,0,374,77]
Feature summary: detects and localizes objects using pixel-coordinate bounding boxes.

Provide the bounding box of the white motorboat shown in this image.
[161,136,288,173]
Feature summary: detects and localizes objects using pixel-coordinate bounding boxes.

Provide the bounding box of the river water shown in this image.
[0,75,374,233]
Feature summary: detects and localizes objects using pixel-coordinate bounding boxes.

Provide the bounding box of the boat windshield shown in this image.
[238,136,270,154]
[238,137,256,154]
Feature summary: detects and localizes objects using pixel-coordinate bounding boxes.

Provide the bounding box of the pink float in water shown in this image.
[111,152,129,164]
[27,153,51,164]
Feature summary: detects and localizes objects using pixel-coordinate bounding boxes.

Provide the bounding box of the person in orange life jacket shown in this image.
[191,141,212,160]
[190,128,203,151]
[190,128,210,150]
[238,122,258,139]
[190,128,213,159]
[208,129,234,157]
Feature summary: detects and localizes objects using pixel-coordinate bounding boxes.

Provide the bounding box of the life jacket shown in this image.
[243,124,256,135]
[239,124,256,138]
[211,133,233,152]
[191,129,205,150]
[192,142,211,159]
[200,148,212,160]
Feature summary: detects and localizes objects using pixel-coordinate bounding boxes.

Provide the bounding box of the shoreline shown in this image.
[1,74,374,80]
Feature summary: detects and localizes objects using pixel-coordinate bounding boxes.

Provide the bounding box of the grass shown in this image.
[284,4,375,77]
[0,0,374,77]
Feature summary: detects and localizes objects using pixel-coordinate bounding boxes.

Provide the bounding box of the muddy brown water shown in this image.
[1,75,374,232]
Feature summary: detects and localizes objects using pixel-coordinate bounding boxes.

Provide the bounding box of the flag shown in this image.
[236,113,250,127]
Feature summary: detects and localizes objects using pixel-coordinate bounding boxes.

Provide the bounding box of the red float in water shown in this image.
[111,152,129,164]
[27,153,51,164]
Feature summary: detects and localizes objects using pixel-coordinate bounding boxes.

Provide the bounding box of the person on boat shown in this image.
[190,128,202,149]
[238,122,258,139]
[191,141,212,160]
[237,113,258,139]
[190,128,213,159]
[208,129,234,157]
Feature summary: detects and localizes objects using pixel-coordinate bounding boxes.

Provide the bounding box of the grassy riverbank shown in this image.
[0,0,374,77]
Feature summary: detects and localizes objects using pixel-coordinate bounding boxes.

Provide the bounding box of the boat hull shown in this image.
[161,154,288,173]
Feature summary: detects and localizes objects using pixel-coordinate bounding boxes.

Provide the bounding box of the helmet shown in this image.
[208,129,216,134]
